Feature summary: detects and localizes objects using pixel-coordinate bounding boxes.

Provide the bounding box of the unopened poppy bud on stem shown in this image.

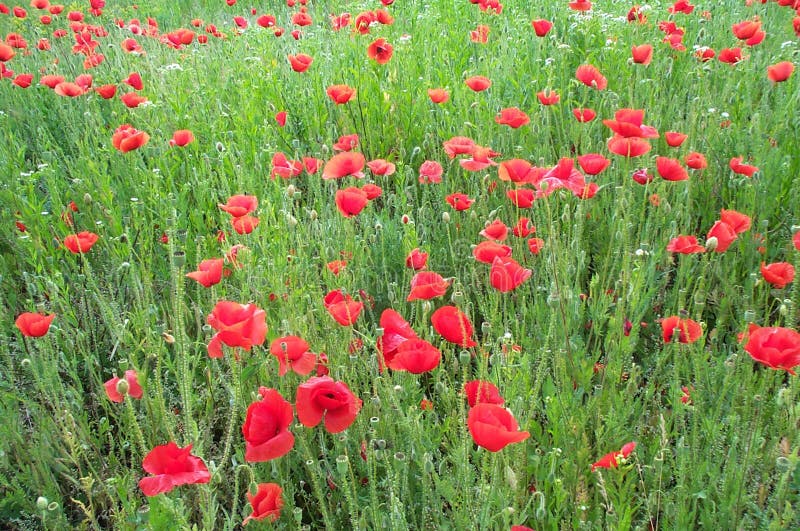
[115,378,130,397]
[704,236,718,252]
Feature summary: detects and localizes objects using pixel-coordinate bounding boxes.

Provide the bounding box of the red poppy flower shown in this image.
[367,38,393,64]
[604,109,659,138]
[405,248,428,270]
[480,219,509,241]
[464,380,504,407]
[139,442,210,496]
[656,157,689,182]
[793,231,800,251]
[326,84,356,104]
[591,442,636,472]
[112,124,150,153]
[705,221,737,253]
[243,483,283,525]
[291,11,312,26]
[186,258,227,287]
[361,183,382,200]
[495,107,530,128]
[12,74,33,88]
[375,8,394,24]
[718,48,743,64]
[506,188,535,209]
[95,84,117,99]
[577,154,610,175]
[0,43,15,61]
[335,187,369,218]
[467,403,529,452]
[219,195,257,218]
[575,64,607,90]
[419,160,443,184]
[431,306,477,347]
[664,132,687,147]
[497,159,540,184]
[473,241,512,264]
[206,301,267,358]
[288,53,312,72]
[120,92,148,108]
[428,88,449,104]
[323,152,366,180]
[719,209,751,234]
[537,89,560,105]
[465,75,491,92]
[443,136,477,158]
[388,338,442,374]
[729,157,758,177]
[531,19,552,37]
[242,387,294,462]
[407,272,450,301]
[104,369,143,402]
[631,44,653,65]
[490,256,531,292]
[64,231,99,253]
[271,152,303,179]
[512,217,535,238]
[761,262,795,289]
[332,134,359,152]
[123,72,143,90]
[732,18,760,40]
[470,25,490,44]
[41,75,65,89]
[15,312,56,337]
[330,13,350,30]
[666,236,705,254]
[684,152,707,169]
[661,316,702,343]
[446,193,473,211]
[231,215,260,234]
[354,11,376,33]
[169,129,194,147]
[568,0,592,10]
[269,335,317,376]
[296,376,362,433]
[376,308,419,370]
[366,159,396,176]
[608,136,651,158]
[668,0,694,14]
[744,325,800,375]
[573,108,596,122]
[695,47,716,62]
[768,61,794,83]
[323,289,363,326]
[54,82,86,97]
[275,111,287,127]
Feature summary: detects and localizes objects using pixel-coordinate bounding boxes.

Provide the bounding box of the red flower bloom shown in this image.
[388,338,441,374]
[669,0,694,14]
[718,47,743,64]
[231,215,260,234]
[569,0,592,10]
[104,369,143,402]
[684,152,707,170]
[206,301,267,358]
[269,335,317,376]
[465,75,491,92]
[608,136,651,158]
[573,108,596,122]
[761,262,795,289]
[729,157,758,178]
[186,258,227,287]
[405,248,428,270]
[322,152,366,180]
[64,231,99,253]
[367,38,393,64]
[15,312,55,337]
[112,124,150,153]
[335,187,369,218]
[275,111,287,127]
[490,256,531,292]
[431,305,477,347]
[407,271,450,301]
[666,236,705,254]
[323,290,363,326]
[139,442,210,496]
[577,153,610,175]
[55,82,86,97]
[768,61,794,83]
[367,159,396,176]
[361,183,382,200]
[575,64,607,90]
[527,237,545,254]
[793,231,800,251]
[333,133,359,152]
[288,53,312,72]
[661,316,702,343]
[591,442,636,472]
[480,219,509,241]
[419,160,443,184]
[427,88,449,104]
[512,217,535,238]
[443,136,477,158]
[169,129,194,147]
[326,84,356,104]
[464,380,504,407]
[120,92,148,108]
[243,483,283,525]
[296,376,362,433]
[531,19,552,37]
[495,107,530,128]
[123,72,143,90]
[506,188,535,209]
[472,241,512,264]
[219,195,257,217]
[720,209,751,234]
[656,157,689,182]
[446,193,473,211]
[497,159,541,184]
[706,221,738,253]
[242,387,295,462]
[376,308,419,370]
[537,89,560,105]
[744,325,800,375]
[631,44,653,65]
[664,131,687,147]
[467,404,529,452]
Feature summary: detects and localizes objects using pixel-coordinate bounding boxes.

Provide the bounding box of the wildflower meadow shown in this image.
[2,0,800,529]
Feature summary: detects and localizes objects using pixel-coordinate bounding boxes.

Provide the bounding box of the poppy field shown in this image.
[2,0,800,528]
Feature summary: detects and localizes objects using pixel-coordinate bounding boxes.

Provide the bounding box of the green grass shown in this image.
[1,0,800,529]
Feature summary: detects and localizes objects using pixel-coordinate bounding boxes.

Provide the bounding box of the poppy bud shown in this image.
[704,236,718,252]
[335,455,349,474]
[442,212,450,223]
[743,309,756,322]
[36,497,48,510]
[309,209,317,220]
[115,378,130,397]
[83,193,93,205]
[173,251,186,267]
[162,332,176,344]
